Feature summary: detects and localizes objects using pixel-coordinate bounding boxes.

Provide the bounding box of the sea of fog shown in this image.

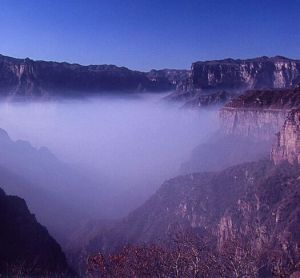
[0,93,219,217]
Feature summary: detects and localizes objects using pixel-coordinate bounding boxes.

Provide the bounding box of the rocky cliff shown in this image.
[0,187,72,276]
[174,56,300,97]
[272,109,300,165]
[0,54,188,98]
[219,87,300,140]
[3,54,300,101]
[167,56,300,107]
[180,87,300,175]
[192,56,300,89]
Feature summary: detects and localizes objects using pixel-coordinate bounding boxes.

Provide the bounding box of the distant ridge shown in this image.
[168,55,300,106]
[1,54,300,100]
[0,53,189,98]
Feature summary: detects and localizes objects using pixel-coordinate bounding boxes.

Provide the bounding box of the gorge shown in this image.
[0,54,300,277]
[75,88,300,276]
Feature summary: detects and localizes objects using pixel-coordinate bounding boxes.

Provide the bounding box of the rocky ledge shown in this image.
[219,87,300,140]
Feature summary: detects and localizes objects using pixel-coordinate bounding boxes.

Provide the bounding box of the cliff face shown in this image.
[166,56,300,108]
[216,162,300,276]
[180,88,300,175]
[0,54,188,98]
[219,87,300,140]
[272,109,300,165]
[220,108,287,141]
[178,56,300,94]
[0,187,71,276]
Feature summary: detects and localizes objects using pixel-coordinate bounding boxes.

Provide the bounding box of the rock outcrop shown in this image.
[180,87,300,174]
[167,56,300,107]
[272,109,300,165]
[175,56,300,97]
[0,187,72,276]
[219,87,300,140]
[0,54,188,98]
[191,56,300,89]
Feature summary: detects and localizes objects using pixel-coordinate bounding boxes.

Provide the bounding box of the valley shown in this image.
[0,54,300,277]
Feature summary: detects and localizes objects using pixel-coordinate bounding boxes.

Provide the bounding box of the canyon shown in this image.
[1,54,300,276]
[1,54,300,102]
[69,85,300,276]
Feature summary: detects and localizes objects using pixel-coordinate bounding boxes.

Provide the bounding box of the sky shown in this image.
[0,0,299,71]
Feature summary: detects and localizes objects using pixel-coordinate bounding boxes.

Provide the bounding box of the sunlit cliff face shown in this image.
[0,93,219,217]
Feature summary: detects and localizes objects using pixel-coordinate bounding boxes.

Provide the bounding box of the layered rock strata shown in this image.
[219,87,300,140]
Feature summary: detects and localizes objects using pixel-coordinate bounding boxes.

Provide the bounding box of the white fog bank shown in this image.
[0,93,219,217]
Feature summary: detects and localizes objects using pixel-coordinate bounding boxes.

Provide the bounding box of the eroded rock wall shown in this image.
[180,56,300,93]
[272,109,300,165]
[219,107,287,141]
[219,87,300,141]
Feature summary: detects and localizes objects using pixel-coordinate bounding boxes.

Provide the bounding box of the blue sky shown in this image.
[0,0,299,71]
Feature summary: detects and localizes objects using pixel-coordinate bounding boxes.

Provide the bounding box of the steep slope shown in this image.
[87,161,271,251]
[84,160,300,275]
[272,109,300,165]
[0,54,188,98]
[0,188,72,276]
[82,107,300,273]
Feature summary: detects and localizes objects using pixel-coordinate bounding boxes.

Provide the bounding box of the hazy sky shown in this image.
[0,0,299,70]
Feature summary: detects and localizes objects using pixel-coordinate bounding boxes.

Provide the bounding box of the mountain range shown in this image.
[1,54,300,100]
[0,54,189,98]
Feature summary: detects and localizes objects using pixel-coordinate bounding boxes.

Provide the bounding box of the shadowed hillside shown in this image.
[0,188,72,276]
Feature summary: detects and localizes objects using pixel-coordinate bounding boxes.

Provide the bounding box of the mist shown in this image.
[0,93,219,240]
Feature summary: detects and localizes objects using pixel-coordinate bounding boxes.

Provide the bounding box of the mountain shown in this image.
[0,54,188,98]
[0,187,72,276]
[2,54,300,101]
[80,159,300,276]
[169,56,300,105]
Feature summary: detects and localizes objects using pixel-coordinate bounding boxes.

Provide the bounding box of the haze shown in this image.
[0,93,219,240]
